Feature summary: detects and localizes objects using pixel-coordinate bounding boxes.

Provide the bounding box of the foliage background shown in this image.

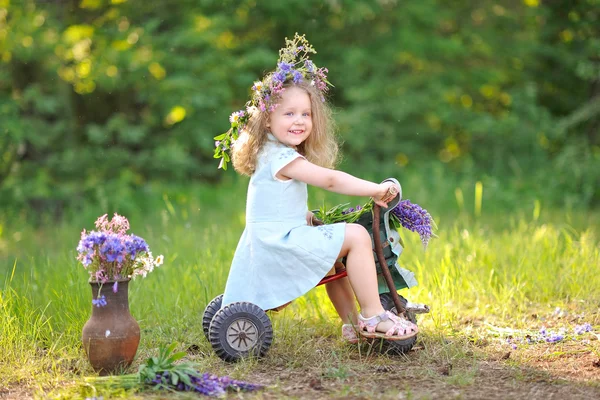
[1,0,598,214]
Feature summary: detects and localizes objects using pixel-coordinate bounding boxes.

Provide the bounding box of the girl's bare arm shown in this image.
[279,158,398,207]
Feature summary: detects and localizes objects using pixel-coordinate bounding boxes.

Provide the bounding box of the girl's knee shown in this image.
[345,223,371,246]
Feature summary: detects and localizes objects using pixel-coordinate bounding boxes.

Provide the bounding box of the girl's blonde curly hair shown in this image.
[232,81,339,176]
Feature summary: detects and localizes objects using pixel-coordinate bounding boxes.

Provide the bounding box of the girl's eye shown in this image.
[285,112,294,116]
[303,113,311,117]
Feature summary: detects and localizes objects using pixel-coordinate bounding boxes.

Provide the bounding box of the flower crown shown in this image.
[214,33,332,170]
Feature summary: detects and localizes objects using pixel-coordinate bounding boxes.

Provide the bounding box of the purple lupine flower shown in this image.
[112,281,118,293]
[148,370,262,396]
[574,323,593,335]
[342,205,361,215]
[391,199,435,248]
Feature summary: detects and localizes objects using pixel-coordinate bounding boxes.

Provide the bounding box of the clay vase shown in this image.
[82,279,140,375]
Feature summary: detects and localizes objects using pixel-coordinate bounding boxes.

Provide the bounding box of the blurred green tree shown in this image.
[0,0,597,211]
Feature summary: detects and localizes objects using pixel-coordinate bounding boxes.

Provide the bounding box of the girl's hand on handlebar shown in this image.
[372,182,400,208]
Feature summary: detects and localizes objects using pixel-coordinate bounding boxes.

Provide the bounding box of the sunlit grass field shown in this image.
[1,176,599,398]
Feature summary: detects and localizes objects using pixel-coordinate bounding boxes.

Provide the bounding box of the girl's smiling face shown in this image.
[268,86,313,148]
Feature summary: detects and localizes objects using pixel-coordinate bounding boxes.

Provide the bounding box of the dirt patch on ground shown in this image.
[3,336,599,399]
[248,342,600,400]
[0,387,33,400]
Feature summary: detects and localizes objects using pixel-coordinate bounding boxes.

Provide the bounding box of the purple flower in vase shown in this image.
[92,295,107,307]
[124,234,149,259]
[100,234,125,263]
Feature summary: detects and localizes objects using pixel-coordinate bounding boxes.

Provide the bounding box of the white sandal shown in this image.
[358,311,418,341]
[342,324,359,344]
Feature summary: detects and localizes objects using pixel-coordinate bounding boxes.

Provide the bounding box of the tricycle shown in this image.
[202,178,431,362]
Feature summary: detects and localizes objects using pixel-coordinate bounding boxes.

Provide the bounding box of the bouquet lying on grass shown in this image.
[314,198,437,249]
[76,213,163,304]
[85,343,263,397]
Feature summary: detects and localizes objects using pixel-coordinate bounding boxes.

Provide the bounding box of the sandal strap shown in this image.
[358,311,391,333]
[358,311,417,336]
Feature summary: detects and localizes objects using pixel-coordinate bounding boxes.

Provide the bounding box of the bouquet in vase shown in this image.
[76,213,163,306]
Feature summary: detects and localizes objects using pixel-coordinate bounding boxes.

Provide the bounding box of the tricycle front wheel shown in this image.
[208,302,273,362]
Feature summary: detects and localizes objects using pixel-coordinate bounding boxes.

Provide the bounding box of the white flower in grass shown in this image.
[155,254,164,266]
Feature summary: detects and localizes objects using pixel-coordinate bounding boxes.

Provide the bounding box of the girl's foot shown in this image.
[358,311,418,341]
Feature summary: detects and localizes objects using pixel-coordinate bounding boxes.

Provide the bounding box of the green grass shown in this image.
[1,180,599,398]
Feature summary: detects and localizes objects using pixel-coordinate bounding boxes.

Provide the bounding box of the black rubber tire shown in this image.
[208,302,273,362]
[379,292,417,324]
[378,292,418,355]
[202,294,223,341]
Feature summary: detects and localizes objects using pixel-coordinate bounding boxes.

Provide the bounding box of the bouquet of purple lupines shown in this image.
[314,198,437,249]
[77,213,164,285]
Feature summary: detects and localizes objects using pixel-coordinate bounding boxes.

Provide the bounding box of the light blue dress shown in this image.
[222,135,346,311]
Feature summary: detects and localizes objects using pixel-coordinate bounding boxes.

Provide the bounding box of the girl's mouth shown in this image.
[289,130,304,135]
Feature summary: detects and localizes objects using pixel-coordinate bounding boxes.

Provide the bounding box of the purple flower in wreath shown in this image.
[304,59,315,73]
[273,70,287,84]
[292,70,303,83]
[277,62,293,73]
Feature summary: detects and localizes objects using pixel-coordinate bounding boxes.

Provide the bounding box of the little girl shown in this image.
[215,34,417,341]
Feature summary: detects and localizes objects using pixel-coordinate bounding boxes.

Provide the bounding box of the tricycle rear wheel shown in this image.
[202,294,223,341]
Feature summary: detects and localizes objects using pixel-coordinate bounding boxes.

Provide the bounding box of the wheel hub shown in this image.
[226,318,259,351]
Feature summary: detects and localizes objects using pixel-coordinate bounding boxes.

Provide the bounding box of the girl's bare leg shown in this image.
[338,223,397,333]
[325,277,358,325]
